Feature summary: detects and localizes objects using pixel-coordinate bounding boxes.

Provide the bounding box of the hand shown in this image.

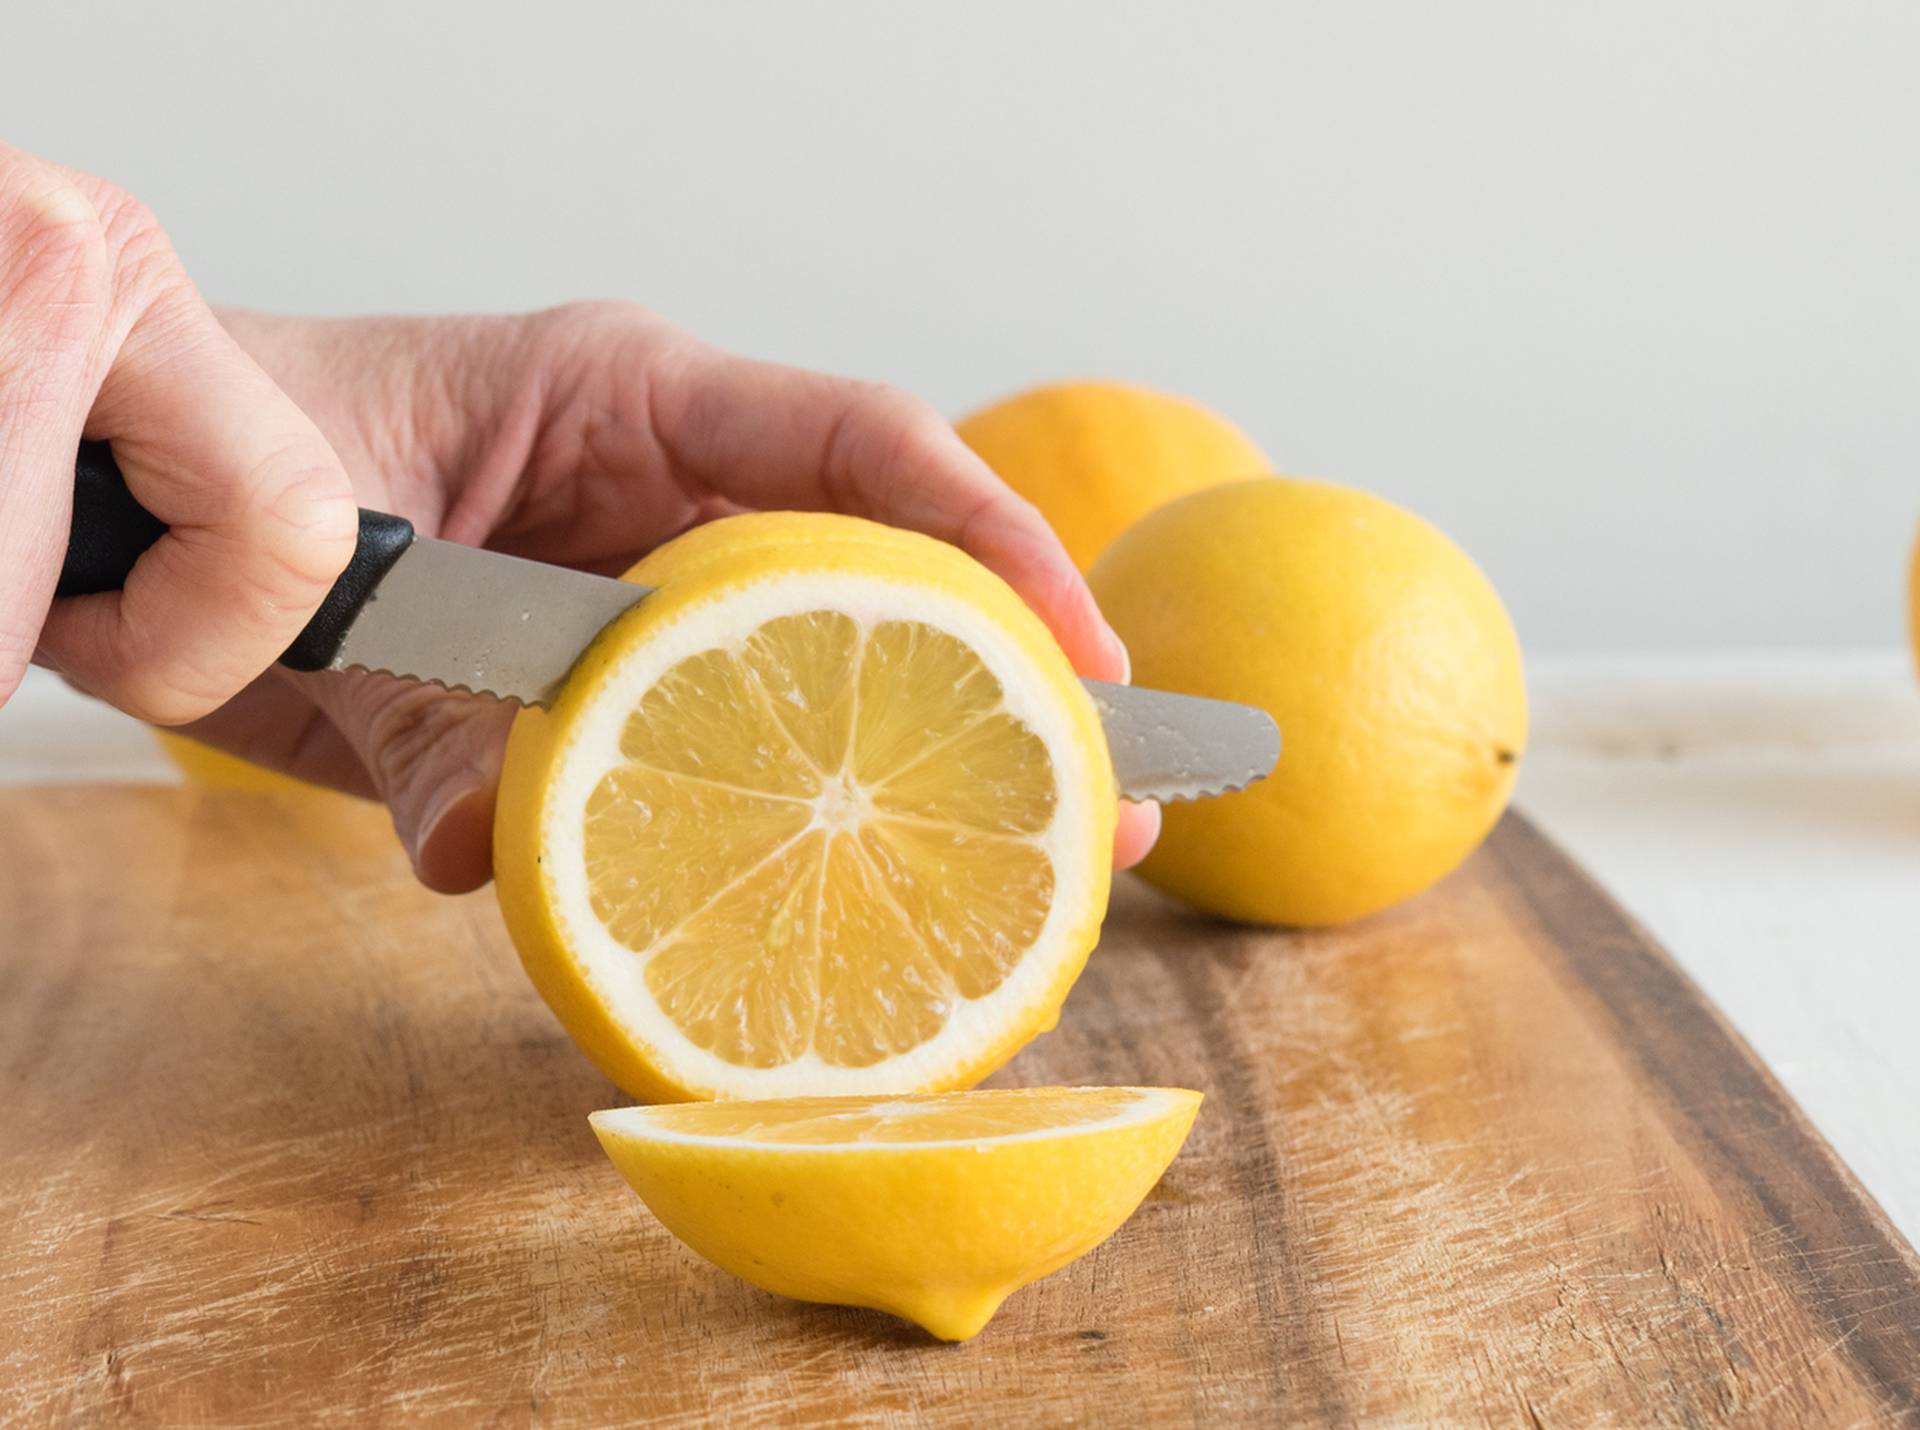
[188,304,1161,889]
[0,147,357,723]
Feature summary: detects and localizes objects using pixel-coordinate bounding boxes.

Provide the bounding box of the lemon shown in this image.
[1908,524,1919,680]
[153,731,320,795]
[1090,479,1526,926]
[494,513,1116,1102]
[955,381,1270,570]
[591,1085,1200,1340]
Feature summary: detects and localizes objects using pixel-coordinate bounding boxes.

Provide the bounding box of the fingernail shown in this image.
[1113,797,1162,871]
[414,781,480,864]
[1113,635,1132,685]
[412,784,497,894]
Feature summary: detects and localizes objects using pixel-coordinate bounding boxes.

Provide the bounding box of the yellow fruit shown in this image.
[1909,524,1919,680]
[955,381,1270,570]
[591,1085,1200,1340]
[495,512,1116,1102]
[153,731,320,795]
[1090,479,1526,926]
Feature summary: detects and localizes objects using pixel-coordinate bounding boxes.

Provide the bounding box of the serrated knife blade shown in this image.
[326,538,1279,802]
[1080,679,1280,804]
[325,537,651,705]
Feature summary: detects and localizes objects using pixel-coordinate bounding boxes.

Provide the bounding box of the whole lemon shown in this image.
[1089,478,1526,926]
[955,381,1270,571]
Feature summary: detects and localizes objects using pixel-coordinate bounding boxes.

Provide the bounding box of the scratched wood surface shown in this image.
[4,787,1918,1427]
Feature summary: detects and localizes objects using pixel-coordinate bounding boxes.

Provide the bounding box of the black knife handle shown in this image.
[61,440,416,673]
[61,441,169,598]
[278,506,416,670]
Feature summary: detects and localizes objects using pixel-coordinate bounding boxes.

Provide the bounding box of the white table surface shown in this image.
[5,654,1917,1246]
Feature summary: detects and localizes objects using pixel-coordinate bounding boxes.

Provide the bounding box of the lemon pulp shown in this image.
[632,1085,1147,1143]
[582,612,1059,1072]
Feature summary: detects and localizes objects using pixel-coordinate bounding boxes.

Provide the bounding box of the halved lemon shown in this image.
[591,1085,1201,1340]
[495,514,1116,1102]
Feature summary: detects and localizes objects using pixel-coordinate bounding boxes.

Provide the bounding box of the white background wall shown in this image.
[6,1,1916,653]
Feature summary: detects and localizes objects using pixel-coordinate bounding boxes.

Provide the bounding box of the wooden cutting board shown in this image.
[4,786,1917,1426]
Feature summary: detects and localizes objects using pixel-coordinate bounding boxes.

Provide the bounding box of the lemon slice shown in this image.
[591,1085,1201,1340]
[495,514,1115,1102]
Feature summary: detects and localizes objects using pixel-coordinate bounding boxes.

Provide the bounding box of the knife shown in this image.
[61,442,1278,802]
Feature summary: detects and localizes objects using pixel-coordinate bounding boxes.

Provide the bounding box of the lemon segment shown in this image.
[495,515,1115,1102]
[591,1086,1202,1340]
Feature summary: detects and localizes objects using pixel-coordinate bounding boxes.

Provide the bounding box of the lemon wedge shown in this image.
[591,1085,1201,1340]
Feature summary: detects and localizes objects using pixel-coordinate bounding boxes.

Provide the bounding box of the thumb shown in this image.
[292,669,513,893]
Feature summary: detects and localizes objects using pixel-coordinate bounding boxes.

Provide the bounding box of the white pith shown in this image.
[589,1088,1190,1151]
[542,569,1104,1098]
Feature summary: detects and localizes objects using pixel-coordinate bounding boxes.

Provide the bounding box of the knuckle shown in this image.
[0,162,108,314]
[883,384,943,429]
[74,178,191,311]
[860,382,948,453]
[1000,486,1050,532]
[528,300,675,376]
[79,176,154,234]
[538,298,661,336]
[81,180,165,260]
[856,384,961,492]
[0,166,101,247]
[895,400,957,462]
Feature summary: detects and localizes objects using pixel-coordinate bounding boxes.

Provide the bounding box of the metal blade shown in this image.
[329,539,1280,801]
[327,537,651,706]
[1082,679,1280,803]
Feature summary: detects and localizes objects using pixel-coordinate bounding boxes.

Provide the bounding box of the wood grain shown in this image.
[3,787,1917,1426]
